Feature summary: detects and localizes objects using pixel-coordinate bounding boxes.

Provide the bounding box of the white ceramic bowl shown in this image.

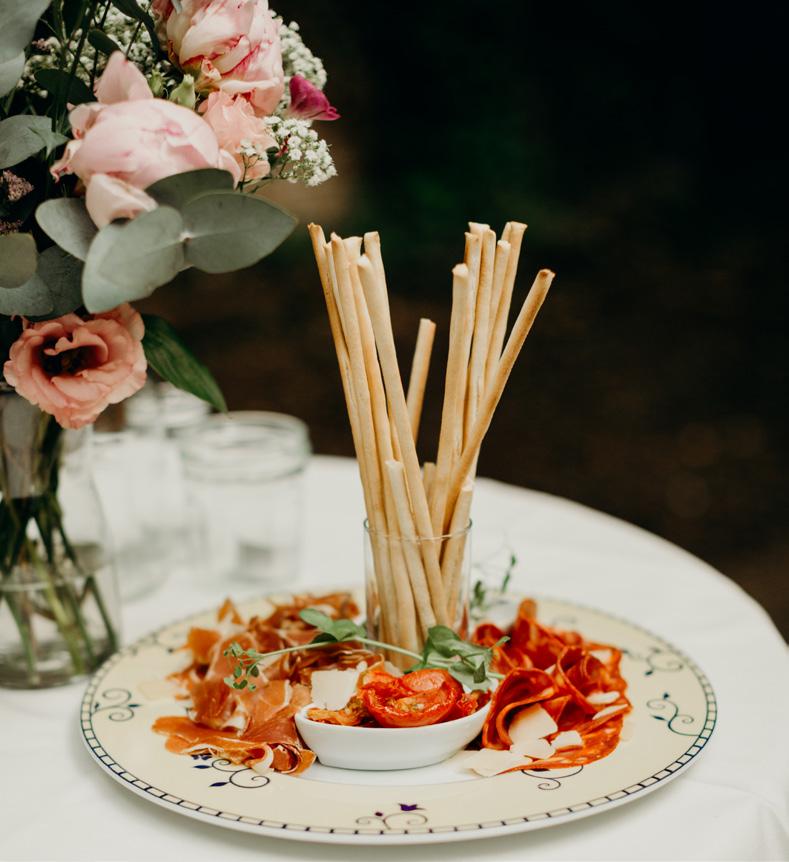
[295,702,490,770]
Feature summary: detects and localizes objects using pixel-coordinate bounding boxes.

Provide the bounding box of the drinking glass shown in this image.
[179,412,311,585]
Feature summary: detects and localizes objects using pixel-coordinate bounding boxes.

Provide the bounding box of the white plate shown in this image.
[80,593,716,845]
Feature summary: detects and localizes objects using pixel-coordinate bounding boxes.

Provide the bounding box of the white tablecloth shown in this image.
[2,455,787,861]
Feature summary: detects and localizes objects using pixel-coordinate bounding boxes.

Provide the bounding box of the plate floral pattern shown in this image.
[80,594,716,845]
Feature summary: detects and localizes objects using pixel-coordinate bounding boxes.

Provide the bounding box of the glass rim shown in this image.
[363,518,472,542]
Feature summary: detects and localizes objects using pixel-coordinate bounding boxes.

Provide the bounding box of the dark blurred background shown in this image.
[144,2,788,635]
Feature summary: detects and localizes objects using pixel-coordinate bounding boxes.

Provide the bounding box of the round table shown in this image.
[2,455,787,861]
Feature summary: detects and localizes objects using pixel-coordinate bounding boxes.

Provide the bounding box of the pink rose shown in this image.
[159,0,285,117]
[287,76,340,121]
[3,305,147,430]
[51,52,241,228]
[200,91,276,181]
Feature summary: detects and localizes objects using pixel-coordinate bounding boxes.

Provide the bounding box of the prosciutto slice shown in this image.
[152,593,361,775]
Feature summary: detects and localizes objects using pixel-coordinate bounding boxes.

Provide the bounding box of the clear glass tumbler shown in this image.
[179,412,311,585]
[364,520,472,664]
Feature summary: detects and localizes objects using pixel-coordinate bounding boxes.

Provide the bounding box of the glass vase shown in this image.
[0,390,120,688]
[363,520,472,667]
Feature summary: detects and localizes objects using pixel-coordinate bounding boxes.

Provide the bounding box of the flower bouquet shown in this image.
[0,0,339,687]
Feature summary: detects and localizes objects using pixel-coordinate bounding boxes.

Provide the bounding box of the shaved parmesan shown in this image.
[251,748,274,773]
[464,748,532,777]
[310,668,362,711]
[222,711,248,731]
[593,703,628,721]
[620,716,635,742]
[508,705,558,746]
[552,730,583,750]
[138,679,180,700]
[587,690,620,705]
[510,737,555,759]
[590,649,612,662]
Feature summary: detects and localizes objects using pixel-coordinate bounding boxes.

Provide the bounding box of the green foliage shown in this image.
[79,171,296,310]
[81,206,184,311]
[300,608,367,643]
[145,169,235,210]
[141,314,227,412]
[0,116,67,169]
[36,198,98,261]
[0,52,25,98]
[0,233,37,288]
[182,192,297,274]
[409,625,507,691]
[470,552,517,620]
[222,609,505,694]
[87,29,122,57]
[0,0,53,65]
[26,247,84,319]
[34,68,93,106]
[0,246,82,317]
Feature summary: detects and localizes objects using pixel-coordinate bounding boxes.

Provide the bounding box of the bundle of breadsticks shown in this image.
[309,222,554,658]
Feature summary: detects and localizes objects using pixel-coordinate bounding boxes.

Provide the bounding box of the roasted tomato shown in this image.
[361,668,462,728]
[445,690,487,721]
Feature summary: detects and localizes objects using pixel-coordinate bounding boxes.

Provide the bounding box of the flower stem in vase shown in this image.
[0,394,120,687]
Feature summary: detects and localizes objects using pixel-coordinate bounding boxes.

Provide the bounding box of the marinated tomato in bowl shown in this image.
[307,666,489,728]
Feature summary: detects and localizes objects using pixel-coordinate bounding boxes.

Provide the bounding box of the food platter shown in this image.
[80,592,716,846]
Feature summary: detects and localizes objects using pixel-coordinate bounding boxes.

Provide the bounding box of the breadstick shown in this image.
[422,461,436,500]
[385,460,436,634]
[486,222,526,390]
[429,260,474,537]
[358,240,449,624]
[326,237,396,629]
[347,252,419,653]
[443,482,474,627]
[465,227,497,442]
[444,269,555,529]
[406,318,436,444]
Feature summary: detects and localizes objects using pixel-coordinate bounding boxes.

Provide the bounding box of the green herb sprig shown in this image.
[223,608,506,692]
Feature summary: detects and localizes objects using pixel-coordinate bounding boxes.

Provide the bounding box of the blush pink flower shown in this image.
[287,76,340,121]
[3,305,147,430]
[159,0,285,117]
[200,91,276,180]
[51,52,241,228]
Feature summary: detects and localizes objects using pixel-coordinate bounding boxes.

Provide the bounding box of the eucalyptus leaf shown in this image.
[141,314,227,412]
[26,247,84,319]
[0,233,37,288]
[36,198,98,261]
[0,0,53,64]
[82,206,185,312]
[145,169,234,210]
[87,29,122,56]
[35,68,93,106]
[0,246,82,317]
[0,116,67,169]
[182,192,296,274]
[0,51,24,98]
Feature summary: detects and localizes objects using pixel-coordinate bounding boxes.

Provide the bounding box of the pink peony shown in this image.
[51,52,241,228]
[159,0,285,117]
[200,91,277,180]
[287,76,340,121]
[3,305,147,430]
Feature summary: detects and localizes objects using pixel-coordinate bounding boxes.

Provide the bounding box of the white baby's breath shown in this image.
[278,18,327,90]
[264,116,336,186]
